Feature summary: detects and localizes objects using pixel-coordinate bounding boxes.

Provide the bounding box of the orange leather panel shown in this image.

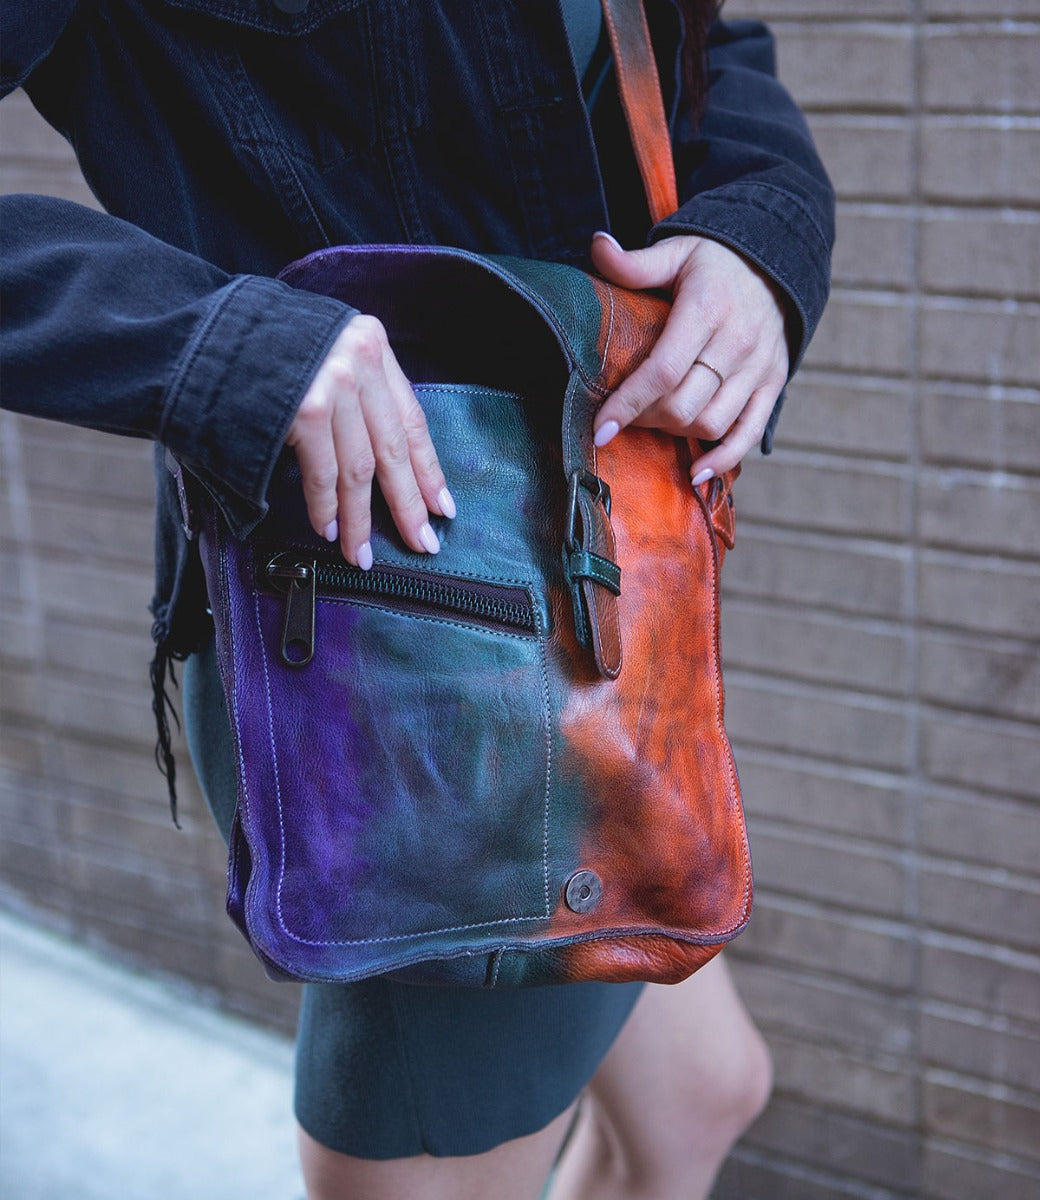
[548,426,751,982]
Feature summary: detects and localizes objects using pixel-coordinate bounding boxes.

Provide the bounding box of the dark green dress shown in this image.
[184,637,643,1159]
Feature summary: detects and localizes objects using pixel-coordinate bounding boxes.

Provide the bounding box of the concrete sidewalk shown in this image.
[0,909,304,1199]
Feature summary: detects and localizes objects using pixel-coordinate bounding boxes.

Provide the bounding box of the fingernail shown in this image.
[593,230,623,252]
[419,522,440,554]
[357,541,373,571]
[323,519,339,542]
[691,468,715,487]
[594,419,620,448]
[437,486,457,520]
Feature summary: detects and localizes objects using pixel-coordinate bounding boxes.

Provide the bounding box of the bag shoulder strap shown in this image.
[599,0,679,224]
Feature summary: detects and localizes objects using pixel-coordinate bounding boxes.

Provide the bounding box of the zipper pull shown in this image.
[267,557,316,667]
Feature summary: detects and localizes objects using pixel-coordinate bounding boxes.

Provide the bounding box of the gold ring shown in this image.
[694,359,725,387]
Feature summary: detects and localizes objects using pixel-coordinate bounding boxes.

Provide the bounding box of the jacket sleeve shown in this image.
[1,194,354,536]
[651,17,835,376]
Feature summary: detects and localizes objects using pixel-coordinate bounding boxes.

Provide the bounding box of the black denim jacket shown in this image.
[2,0,834,666]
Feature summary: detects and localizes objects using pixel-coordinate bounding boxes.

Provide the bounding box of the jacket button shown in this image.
[564,869,602,914]
[274,0,309,13]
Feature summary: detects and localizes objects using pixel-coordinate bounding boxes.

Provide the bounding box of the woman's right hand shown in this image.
[285,314,455,570]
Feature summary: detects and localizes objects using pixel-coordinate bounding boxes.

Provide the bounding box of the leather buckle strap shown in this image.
[599,0,679,225]
[564,469,623,679]
[566,549,622,596]
[565,469,612,547]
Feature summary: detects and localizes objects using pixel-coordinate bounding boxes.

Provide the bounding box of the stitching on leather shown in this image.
[223,536,252,904]
[599,590,622,677]
[252,587,292,938]
[282,914,548,948]
[538,632,553,918]
[415,384,523,402]
[695,490,753,933]
[600,282,616,377]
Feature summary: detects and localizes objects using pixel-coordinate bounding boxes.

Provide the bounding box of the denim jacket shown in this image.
[1,0,834,668]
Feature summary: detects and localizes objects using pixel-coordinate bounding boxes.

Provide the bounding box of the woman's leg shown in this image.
[297,1102,576,1200]
[548,955,773,1200]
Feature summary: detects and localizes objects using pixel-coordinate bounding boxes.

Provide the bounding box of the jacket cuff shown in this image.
[160,274,354,537]
[649,179,832,375]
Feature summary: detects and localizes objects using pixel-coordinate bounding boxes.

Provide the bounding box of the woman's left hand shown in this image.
[590,232,790,485]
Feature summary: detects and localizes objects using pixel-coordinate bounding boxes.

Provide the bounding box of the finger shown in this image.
[381,345,455,520]
[590,231,694,292]
[348,318,438,556]
[593,286,714,443]
[684,324,788,459]
[687,378,751,445]
[326,367,376,569]
[633,353,732,438]
[286,363,342,544]
[690,386,781,483]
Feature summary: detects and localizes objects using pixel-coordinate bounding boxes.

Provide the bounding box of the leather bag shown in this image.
[195,0,752,988]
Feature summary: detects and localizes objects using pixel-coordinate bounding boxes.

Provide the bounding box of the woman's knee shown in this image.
[611,1031,771,1198]
[662,1019,772,1160]
[726,1017,774,1132]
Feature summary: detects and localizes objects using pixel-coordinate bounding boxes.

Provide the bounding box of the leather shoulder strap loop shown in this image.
[599,0,679,224]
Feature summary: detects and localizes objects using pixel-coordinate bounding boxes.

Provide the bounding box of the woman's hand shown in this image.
[285,314,454,570]
[590,232,790,484]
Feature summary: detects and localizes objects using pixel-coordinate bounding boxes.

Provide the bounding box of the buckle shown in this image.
[565,469,612,551]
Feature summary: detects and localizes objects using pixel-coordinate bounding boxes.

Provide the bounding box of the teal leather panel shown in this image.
[218,382,590,980]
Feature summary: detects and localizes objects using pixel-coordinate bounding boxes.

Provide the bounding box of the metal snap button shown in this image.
[564,869,602,914]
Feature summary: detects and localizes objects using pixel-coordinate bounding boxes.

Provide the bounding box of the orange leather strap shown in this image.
[598,0,679,224]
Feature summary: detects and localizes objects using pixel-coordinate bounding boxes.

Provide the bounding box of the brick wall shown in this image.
[712,3,1040,1197]
[2,6,1038,1196]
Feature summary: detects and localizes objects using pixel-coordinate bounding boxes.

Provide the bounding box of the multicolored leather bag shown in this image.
[196,0,752,988]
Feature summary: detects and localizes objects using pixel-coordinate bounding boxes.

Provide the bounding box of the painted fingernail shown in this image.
[419,522,440,554]
[323,519,339,542]
[594,420,620,448]
[691,468,715,487]
[437,486,457,520]
[357,541,373,571]
[593,231,623,252]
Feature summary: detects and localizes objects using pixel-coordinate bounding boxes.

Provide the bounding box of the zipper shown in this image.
[260,550,539,667]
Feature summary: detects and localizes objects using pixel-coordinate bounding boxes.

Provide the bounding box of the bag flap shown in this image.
[277,244,668,398]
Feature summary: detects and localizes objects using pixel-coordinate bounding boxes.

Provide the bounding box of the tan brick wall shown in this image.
[713,3,1040,1197]
[2,6,1039,1196]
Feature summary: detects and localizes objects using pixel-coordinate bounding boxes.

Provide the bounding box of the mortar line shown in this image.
[907,0,928,1177]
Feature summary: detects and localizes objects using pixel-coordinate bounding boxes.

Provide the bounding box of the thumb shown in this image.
[590,230,690,291]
